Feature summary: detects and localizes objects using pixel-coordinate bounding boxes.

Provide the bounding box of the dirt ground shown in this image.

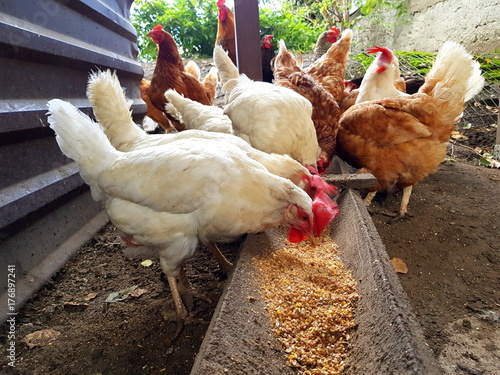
[370,144,500,375]
[1,61,499,374]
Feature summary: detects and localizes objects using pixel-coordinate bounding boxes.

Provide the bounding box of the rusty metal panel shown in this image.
[0,0,146,321]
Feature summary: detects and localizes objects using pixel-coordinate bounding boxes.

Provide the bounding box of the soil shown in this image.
[1,60,499,375]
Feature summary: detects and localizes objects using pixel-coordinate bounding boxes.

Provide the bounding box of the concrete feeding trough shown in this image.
[191,158,441,375]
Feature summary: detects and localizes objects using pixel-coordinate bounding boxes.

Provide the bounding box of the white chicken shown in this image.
[213,45,321,170]
[86,70,338,199]
[47,98,338,341]
[355,46,408,104]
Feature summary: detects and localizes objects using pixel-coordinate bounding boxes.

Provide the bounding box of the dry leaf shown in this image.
[23,329,61,349]
[84,292,98,301]
[140,259,153,267]
[129,288,148,298]
[450,131,467,141]
[391,257,408,274]
[105,285,139,303]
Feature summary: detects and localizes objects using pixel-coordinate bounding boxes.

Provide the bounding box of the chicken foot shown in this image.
[363,191,377,207]
[166,274,188,344]
[389,185,413,222]
[177,267,212,310]
[164,268,212,345]
[380,186,414,223]
[364,187,414,222]
[207,242,234,274]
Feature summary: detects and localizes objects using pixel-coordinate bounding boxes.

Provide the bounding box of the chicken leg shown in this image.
[363,191,377,207]
[392,185,413,221]
[385,186,414,223]
[166,274,188,343]
[207,242,234,274]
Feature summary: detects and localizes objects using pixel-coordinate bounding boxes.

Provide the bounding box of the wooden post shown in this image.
[233,0,263,81]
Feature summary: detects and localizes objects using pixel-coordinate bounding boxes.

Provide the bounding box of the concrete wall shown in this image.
[354,0,500,53]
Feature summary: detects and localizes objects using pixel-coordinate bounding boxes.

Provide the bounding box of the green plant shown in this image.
[259,6,323,52]
[475,55,500,82]
[285,0,409,29]
[395,51,436,76]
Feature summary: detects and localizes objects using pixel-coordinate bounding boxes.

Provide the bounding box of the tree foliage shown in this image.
[259,6,324,52]
[284,0,408,29]
[130,0,408,61]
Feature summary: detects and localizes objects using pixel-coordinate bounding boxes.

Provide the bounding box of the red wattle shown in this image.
[288,227,306,243]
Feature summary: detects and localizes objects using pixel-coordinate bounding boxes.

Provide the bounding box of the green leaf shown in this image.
[479,158,492,167]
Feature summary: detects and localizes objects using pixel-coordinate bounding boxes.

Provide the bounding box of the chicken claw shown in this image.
[165,275,188,343]
[207,242,234,275]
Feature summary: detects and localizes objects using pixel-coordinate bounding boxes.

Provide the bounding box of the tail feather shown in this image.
[185,60,201,80]
[47,99,119,200]
[419,41,485,123]
[87,70,147,151]
[213,45,239,84]
[465,59,484,102]
[202,66,218,103]
[274,39,297,70]
[213,45,245,93]
[164,89,188,122]
[325,28,353,59]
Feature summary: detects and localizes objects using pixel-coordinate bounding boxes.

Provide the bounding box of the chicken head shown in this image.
[217,0,230,21]
[261,35,274,49]
[325,27,340,43]
[286,190,339,244]
[147,25,166,44]
[367,46,393,72]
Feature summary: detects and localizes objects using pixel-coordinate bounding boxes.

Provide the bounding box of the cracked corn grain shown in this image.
[254,235,358,374]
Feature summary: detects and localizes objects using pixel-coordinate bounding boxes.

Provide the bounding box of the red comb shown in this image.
[217,0,225,6]
[367,46,393,72]
[304,165,338,197]
[152,25,163,31]
[329,27,340,34]
[312,191,340,237]
[367,46,392,56]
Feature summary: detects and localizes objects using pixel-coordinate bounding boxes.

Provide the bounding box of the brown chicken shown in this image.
[336,41,484,219]
[304,29,353,104]
[215,0,236,65]
[273,39,341,174]
[339,80,359,112]
[139,78,174,132]
[146,25,217,131]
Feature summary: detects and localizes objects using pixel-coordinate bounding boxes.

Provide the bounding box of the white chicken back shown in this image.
[213,45,321,169]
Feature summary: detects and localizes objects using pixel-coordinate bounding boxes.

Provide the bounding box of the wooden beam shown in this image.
[233,0,262,81]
